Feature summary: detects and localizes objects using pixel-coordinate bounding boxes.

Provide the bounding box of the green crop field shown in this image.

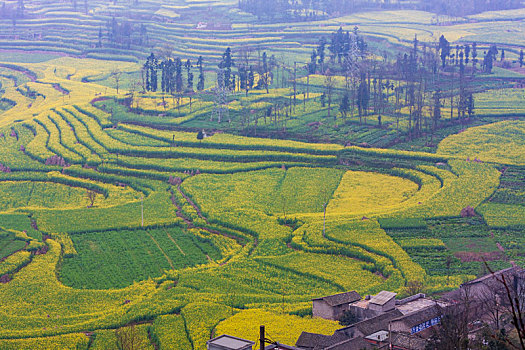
[0,0,524,348]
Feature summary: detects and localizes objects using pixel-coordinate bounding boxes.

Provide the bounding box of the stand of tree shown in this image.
[305,29,478,139]
[138,28,519,145]
[142,53,205,94]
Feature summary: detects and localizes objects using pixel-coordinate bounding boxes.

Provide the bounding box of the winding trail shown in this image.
[165,230,186,256]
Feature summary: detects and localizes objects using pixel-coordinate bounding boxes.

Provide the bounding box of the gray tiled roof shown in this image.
[392,305,441,328]
[461,267,518,286]
[207,335,255,349]
[313,291,362,307]
[324,337,377,350]
[369,291,397,306]
[296,332,347,349]
[390,332,428,350]
[337,309,403,337]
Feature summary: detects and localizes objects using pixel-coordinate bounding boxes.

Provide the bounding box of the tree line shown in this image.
[143,54,205,94]
[303,28,483,139]
[139,27,525,143]
[142,47,278,95]
[237,0,523,21]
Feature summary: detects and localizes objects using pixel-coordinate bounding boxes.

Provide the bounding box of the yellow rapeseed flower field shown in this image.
[216,309,340,345]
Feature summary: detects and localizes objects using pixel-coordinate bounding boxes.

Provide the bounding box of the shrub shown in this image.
[460,206,476,217]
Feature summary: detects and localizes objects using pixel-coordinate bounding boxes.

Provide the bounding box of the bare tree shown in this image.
[486,265,525,349]
[86,190,97,208]
[111,68,123,94]
[427,285,480,350]
[405,280,424,295]
[140,67,146,93]
[324,69,335,120]
[130,78,142,110]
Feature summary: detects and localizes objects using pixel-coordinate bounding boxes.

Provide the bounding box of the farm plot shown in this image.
[385,217,511,278]
[60,227,221,289]
[255,251,386,293]
[0,232,27,260]
[325,170,419,217]
[437,120,525,166]
[181,167,344,240]
[0,181,87,211]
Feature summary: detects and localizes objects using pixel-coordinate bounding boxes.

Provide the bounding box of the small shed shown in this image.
[207,335,255,350]
[364,330,389,343]
[312,291,361,320]
[368,291,397,313]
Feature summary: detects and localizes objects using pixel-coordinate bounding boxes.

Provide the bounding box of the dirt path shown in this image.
[165,230,186,256]
[146,231,175,270]
[177,184,208,224]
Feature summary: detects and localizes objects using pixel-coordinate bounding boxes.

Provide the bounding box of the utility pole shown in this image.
[141,195,144,227]
[293,62,297,114]
[322,202,328,237]
[307,74,309,99]
[260,325,265,350]
[388,321,392,350]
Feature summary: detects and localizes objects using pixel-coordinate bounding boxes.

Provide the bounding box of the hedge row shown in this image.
[0,171,109,197]
[377,217,427,230]
[342,146,450,163]
[62,166,153,195]
[117,124,341,156]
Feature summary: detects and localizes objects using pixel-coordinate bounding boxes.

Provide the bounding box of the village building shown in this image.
[451,266,525,302]
[300,291,444,349]
[335,309,404,340]
[321,336,378,349]
[368,291,397,313]
[349,291,397,320]
[390,305,442,335]
[312,291,361,320]
[388,332,428,350]
[298,268,525,349]
[295,332,348,349]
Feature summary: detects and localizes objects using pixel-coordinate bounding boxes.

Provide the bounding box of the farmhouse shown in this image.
[453,266,525,301]
[297,268,525,349]
[335,309,403,339]
[389,306,441,335]
[319,336,377,349]
[312,291,361,320]
[300,291,447,349]
[388,332,428,350]
[296,306,439,349]
[368,291,397,313]
[195,21,233,30]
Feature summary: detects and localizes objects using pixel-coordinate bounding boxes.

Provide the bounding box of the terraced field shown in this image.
[0,77,505,346]
[0,1,524,349]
